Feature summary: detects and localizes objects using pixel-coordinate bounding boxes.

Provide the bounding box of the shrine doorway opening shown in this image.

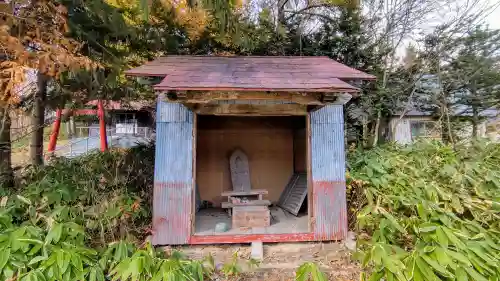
[194,115,310,236]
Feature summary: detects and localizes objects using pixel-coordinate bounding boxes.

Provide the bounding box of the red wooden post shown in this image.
[46,109,62,155]
[97,100,108,151]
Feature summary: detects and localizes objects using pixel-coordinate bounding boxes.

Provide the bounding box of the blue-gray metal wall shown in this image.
[310,105,348,240]
[152,101,193,245]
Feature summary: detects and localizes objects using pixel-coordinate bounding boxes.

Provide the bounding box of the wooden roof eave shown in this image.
[160,90,354,107]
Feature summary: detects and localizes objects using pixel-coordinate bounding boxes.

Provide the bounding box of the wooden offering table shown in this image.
[221,189,271,228]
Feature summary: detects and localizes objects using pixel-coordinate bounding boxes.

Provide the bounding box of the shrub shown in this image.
[1,144,330,281]
[0,145,155,280]
[349,141,500,281]
[12,144,155,245]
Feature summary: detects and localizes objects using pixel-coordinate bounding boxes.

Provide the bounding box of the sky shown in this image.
[485,6,500,29]
[435,0,500,29]
[391,0,500,59]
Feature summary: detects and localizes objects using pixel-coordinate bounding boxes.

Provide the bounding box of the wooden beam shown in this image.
[189,233,340,244]
[182,103,200,112]
[221,189,268,196]
[168,91,324,105]
[221,200,271,208]
[192,103,308,116]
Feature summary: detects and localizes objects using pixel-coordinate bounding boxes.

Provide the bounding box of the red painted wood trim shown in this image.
[189,233,316,244]
[153,86,360,93]
[97,100,108,151]
[47,109,62,153]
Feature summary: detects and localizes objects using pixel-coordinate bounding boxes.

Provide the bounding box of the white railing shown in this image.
[72,126,154,139]
[56,126,154,157]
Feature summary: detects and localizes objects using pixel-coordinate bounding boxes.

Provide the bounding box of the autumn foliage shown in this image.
[0,0,96,105]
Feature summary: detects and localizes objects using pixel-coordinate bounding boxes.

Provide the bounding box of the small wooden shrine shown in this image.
[125,56,374,245]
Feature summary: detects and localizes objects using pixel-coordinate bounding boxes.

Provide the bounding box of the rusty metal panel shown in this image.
[152,101,193,245]
[310,105,348,240]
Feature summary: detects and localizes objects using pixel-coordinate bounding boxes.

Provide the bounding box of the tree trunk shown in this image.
[440,102,455,146]
[371,110,382,147]
[0,107,14,188]
[472,104,479,139]
[70,116,76,138]
[471,85,479,139]
[362,116,368,147]
[30,72,48,166]
[277,0,287,26]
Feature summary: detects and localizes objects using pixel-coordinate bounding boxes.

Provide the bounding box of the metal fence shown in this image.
[73,126,154,139]
[56,126,154,157]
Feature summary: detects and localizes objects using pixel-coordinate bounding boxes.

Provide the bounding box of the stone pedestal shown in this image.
[232,206,270,228]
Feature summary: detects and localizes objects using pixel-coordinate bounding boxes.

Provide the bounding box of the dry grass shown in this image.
[11,139,69,166]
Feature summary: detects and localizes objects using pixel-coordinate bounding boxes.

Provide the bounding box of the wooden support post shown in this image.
[46,109,62,155]
[97,100,108,151]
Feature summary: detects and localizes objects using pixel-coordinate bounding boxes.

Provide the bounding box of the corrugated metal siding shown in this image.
[310,105,348,240]
[157,101,193,123]
[153,102,193,245]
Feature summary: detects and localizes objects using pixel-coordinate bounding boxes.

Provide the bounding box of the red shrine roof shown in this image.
[125,56,375,92]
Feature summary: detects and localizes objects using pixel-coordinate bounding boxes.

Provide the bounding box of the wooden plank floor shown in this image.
[194,207,308,235]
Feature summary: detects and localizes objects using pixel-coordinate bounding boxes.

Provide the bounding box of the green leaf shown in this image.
[433,248,451,267]
[386,271,394,281]
[382,256,405,274]
[28,256,48,266]
[89,268,97,281]
[358,206,373,218]
[451,196,464,213]
[447,250,471,266]
[57,251,70,274]
[366,167,374,178]
[367,271,384,281]
[35,270,46,281]
[16,195,31,205]
[96,267,105,281]
[46,224,63,244]
[421,254,452,278]
[0,248,10,271]
[464,266,489,281]
[311,265,327,281]
[455,267,468,281]
[416,204,428,220]
[468,252,494,275]
[70,253,83,272]
[423,246,435,253]
[27,244,42,256]
[442,227,466,250]
[365,189,374,206]
[412,266,424,281]
[371,245,384,265]
[485,237,500,251]
[17,239,43,245]
[139,0,149,20]
[418,223,437,233]
[435,227,449,247]
[469,246,496,267]
[379,209,405,233]
[3,264,15,279]
[415,257,439,281]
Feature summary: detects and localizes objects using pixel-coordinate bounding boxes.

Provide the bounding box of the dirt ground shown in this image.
[168,242,361,281]
[11,139,69,167]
